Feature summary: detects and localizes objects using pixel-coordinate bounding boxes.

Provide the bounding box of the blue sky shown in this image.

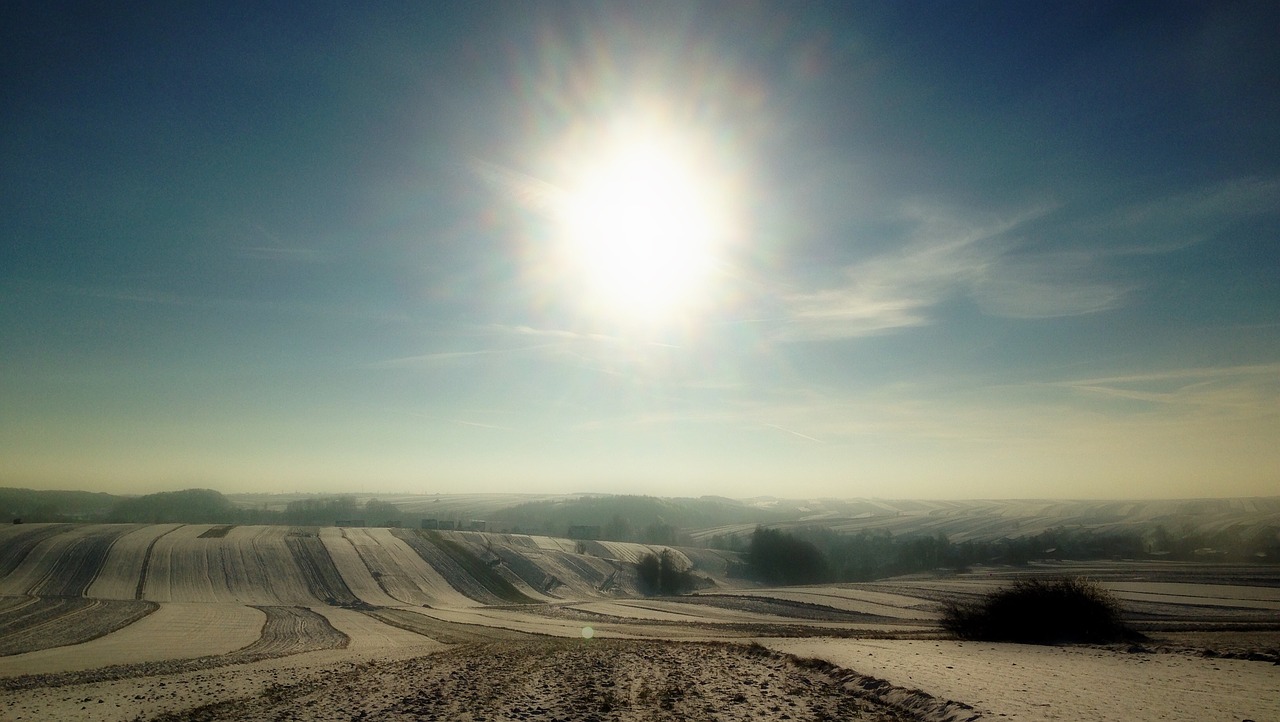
[2,2,1278,498]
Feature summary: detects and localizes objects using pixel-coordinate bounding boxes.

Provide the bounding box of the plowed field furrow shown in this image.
[248,526,323,605]
[80,524,182,600]
[0,597,157,656]
[0,525,116,596]
[490,545,563,595]
[133,640,920,722]
[141,524,224,603]
[284,530,360,606]
[239,606,348,657]
[707,590,938,621]
[30,525,140,597]
[393,529,535,605]
[597,540,666,565]
[340,528,432,605]
[0,524,71,578]
[339,528,479,608]
[669,594,912,623]
[0,532,68,595]
[437,534,560,601]
[679,547,740,576]
[222,528,272,603]
[312,606,446,653]
[316,528,403,607]
[0,596,88,635]
[390,529,492,602]
[0,596,41,616]
[134,524,180,600]
[0,602,263,679]
[0,605,350,692]
[364,527,479,608]
[529,535,578,553]
[360,607,541,644]
[546,550,618,590]
[577,540,615,560]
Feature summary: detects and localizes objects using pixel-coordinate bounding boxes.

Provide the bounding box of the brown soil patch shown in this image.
[152,639,919,721]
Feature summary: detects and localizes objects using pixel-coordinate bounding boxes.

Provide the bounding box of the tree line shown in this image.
[102,489,403,526]
[736,523,1280,586]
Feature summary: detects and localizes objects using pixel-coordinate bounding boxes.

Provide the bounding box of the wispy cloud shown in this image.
[231,222,333,263]
[1050,363,1280,416]
[12,280,407,323]
[470,159,564,216]
[970,254,1133,318]
[369,344,561,369]
[235,246,331,263]
[760,421,824,443]
[778,177,1278,340]
[393,408,517,431]
[777,206,1045,340]
[450,419,514,431]
[1085,177,1280,255]
[721,362,1280,451]
[371,324,686,372]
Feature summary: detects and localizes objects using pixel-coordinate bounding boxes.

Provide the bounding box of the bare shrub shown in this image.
[941,577,1143,644]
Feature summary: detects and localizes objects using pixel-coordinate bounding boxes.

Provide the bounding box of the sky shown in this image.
[2,1,1278,499]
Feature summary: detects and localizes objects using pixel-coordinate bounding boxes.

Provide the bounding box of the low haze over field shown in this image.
[2,2,1278,497]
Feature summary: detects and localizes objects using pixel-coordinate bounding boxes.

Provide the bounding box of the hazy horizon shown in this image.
[3,3,1278,499]
[6,483,1279,505]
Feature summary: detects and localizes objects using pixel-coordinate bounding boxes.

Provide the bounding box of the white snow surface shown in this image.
[765,637,1280,722]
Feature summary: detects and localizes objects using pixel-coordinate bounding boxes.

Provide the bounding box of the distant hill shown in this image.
[692,497,1280,545]
[6,487,1279,558]
[483,495,786,541]
[0,487,122,522]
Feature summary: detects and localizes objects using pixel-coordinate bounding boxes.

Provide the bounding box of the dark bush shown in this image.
[941,577,1143,644]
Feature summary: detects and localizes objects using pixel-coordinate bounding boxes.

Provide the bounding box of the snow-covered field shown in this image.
[765,638,1280,722]
[1,523,1277,721]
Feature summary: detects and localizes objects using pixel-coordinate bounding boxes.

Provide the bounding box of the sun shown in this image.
[553,127,729,322]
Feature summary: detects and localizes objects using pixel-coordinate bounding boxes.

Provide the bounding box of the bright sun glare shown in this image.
[555,128,728,322]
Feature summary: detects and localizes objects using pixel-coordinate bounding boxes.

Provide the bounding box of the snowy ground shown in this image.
[764,637,1280,722]
[2,525,1278,721]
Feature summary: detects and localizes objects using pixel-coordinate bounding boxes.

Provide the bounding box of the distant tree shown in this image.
[746,527,829,586]
[283,496,359,525]
[642,521,677,545]
[636,553,660,592]
[603,513,632,541]
[0,487,121,522]
[364,499,400,526]
[107,488,238,524]
[636,550,696,595]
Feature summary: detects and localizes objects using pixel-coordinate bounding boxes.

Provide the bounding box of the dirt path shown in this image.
[151,640,918,722]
